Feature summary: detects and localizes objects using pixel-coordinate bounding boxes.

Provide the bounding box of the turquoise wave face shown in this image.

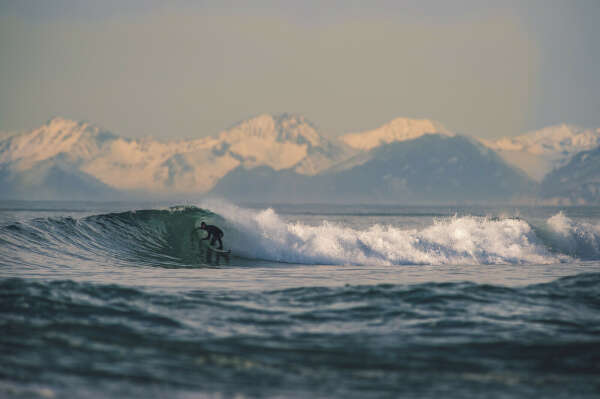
[2,274,600,398]
[0,206,228,269]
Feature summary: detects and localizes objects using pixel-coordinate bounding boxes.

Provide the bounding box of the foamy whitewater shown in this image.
[1,201,599,398]
[201,201,597,266]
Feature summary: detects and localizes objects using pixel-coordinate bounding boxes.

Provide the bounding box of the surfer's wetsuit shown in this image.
[198,224,224,250]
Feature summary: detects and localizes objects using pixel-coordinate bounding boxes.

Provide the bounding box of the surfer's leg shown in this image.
[217,235,223,250]
[210,236,216,246]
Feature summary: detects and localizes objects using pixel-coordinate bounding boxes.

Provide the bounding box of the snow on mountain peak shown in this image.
[216,113,331,171]
[479,124,600,181]
[5,114,600,201]
[340,117,452,151]
[0,113,345,194]
[219,113,323,147]
[483,124,600,155]
[0,117,116,167]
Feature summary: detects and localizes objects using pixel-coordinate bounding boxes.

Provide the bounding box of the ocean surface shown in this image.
[1,200,599,398]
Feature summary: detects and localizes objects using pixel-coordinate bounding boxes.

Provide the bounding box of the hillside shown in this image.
[541,147,600,204]
[211,134,535,203]
[340,117,452,150]
[481,124,600,181]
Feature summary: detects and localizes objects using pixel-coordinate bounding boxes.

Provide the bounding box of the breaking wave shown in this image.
[535,212,600,260]
[2,204,599,268]
[210,204,559,265]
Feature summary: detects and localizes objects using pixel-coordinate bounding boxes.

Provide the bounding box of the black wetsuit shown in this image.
[200,225,224,249]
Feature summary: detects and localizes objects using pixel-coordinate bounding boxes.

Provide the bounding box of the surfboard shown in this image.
[207,246,231,255]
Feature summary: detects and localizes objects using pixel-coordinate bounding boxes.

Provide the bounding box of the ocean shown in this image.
[1,200,599,398]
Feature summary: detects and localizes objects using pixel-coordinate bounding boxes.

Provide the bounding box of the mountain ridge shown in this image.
[0,114,349,197]
[340,117,452,151]
[541,146,600,205]
[211,134,536,203]
[1,114,598,203]
[480,124,600,181]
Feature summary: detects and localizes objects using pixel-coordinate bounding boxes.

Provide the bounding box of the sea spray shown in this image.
[202,202,561,265]
[536,212,600,259]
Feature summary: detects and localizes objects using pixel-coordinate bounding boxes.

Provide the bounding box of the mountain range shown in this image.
[541,146,600,205]
[482,124,600,181]
[1,114,599,204]
[212,134,534,203]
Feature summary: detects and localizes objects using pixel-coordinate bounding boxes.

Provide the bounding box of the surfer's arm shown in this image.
[192,227,210,240]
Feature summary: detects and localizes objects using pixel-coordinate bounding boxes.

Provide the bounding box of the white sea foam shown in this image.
[202,202,561,266]
[541,212,600,259]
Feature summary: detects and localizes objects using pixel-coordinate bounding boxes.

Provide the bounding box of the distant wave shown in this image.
[2,204,599,268]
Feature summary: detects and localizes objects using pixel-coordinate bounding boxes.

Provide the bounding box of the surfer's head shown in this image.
[200,222,206,229]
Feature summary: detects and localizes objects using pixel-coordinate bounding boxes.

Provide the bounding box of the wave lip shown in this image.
[536,212,600,260]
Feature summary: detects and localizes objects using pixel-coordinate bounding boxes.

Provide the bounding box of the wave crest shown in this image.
[206,203,560,265]
[3,204,599,268]
[536,212,600,260]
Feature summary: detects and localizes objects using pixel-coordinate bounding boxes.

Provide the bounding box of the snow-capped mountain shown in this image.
[340,117,452,150]
[0,117,222,193]
[215,113,353,175]
[0,117,116,168]
[211,134,535,203]
[541,146,600,205]
[3,114,598,203]
[481,124,600,181]
[0,114,350,198]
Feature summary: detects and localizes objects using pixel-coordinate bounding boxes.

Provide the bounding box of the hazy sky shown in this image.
[1,0,599,139]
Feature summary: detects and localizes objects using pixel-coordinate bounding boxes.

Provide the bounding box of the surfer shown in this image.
[196,222,224,250]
